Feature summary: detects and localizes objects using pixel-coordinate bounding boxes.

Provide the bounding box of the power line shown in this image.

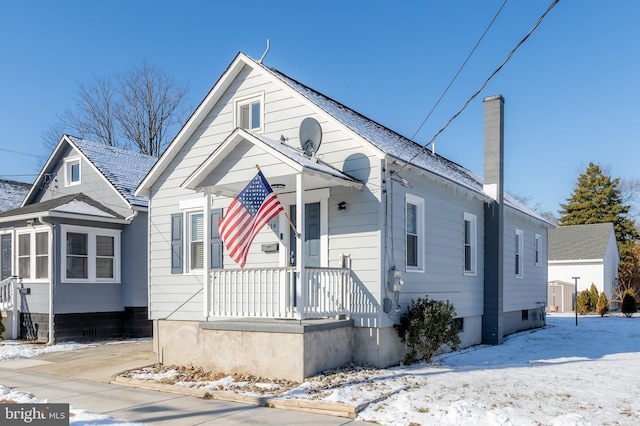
[408,0,508,144]
[0,147,46,159]
[396,0,560,176]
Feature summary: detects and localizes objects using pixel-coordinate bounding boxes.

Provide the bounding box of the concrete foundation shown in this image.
[155,318,356,382]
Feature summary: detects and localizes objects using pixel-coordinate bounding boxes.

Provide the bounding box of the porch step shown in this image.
[199,317,353,334]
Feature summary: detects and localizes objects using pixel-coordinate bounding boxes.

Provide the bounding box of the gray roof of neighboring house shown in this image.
[0,193,124,220]
[548,223,616,261]
[0,179,30,212]
[70,137,157,208]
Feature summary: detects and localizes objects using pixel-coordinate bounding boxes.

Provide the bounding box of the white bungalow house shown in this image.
[548,223,619,303]
[135,52,553,381]
[0,135,155,342]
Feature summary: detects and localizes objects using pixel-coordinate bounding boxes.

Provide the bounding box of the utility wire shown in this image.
[396,0,560,175]
[0,147,45,158]
[406,0,508,146]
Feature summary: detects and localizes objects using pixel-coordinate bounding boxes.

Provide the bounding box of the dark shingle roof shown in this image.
[70,137,157,208]
[548,223,616,260]
[0,179,30,212]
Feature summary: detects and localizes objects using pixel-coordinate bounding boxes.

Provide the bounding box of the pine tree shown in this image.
[559,163,639,258]
[596,292,609,317]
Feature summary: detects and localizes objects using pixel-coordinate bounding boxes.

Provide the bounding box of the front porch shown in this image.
[208,266,351,320]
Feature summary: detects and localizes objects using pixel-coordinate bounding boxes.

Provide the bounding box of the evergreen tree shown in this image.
[596,292,609,317]
[559,163,639,258]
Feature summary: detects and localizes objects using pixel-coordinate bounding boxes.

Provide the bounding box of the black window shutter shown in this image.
[171,213,183,274]
[211,209,223,269]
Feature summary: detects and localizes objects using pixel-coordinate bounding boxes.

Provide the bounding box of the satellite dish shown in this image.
[299,117,322,157]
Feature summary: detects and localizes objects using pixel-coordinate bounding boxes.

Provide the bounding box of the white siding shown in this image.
[502,210,548,312]
[147,64,383,322]
[392,167,486,321]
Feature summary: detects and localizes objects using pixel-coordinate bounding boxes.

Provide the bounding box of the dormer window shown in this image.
[234,94,264,132]
[65,158,81,186]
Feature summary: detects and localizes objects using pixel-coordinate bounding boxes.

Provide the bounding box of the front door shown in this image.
[289,202,321,267]
[1,234,11,280]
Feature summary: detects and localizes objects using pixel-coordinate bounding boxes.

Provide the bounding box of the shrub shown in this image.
[0,315,4,341]
[621,289,637,318]
[396,297,460,364]
[596,292,609,317]
[577,284,599,315]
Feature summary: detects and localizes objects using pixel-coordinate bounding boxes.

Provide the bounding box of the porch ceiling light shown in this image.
[271,183,285,190]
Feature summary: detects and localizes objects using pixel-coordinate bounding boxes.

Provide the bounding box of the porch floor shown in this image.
[199,317,353,334]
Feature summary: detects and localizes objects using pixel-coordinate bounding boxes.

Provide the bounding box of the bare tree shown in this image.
[43,61,188,157]
[116,61,188,156]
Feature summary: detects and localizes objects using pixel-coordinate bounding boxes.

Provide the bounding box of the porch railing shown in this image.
[208,266,350,319]
[0,276,19,339]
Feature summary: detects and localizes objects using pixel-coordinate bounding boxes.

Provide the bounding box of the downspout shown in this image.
[125,209,139,223]
[38,216,55,345]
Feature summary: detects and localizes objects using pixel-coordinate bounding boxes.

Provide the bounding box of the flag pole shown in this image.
[256,164,299,236]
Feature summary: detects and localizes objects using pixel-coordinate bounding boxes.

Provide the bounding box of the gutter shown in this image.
[38,216,55,345]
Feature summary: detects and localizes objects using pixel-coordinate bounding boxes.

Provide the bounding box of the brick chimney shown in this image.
[483,94,504,345]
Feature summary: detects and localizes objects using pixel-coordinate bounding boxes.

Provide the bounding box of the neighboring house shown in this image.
[548,223,619,302]
[135,52,553,381]
[0,179,30,212]
[0,135,156,342]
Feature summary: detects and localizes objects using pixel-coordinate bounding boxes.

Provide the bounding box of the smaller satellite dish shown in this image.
[299,117,322,157]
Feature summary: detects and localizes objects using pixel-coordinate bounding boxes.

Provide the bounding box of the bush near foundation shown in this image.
[396,297,460,365]
[621,290,637,318]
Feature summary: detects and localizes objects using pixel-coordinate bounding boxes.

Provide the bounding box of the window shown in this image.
[61,226,120,282]
[65,158,81,186]
[406,194,424,270]
[521,309,529,321]
[171,209,223,274]
[463,213,477,275]
[96,235,115,278]
[235,94,264,131]
[189,213,204,270]
[17,230,49,280]
[66,232,88,279]
[454,317,464,332]
[535,234,542,266]
[515,229,524,278]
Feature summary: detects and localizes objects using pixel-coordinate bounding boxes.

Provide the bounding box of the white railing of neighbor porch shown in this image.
[0,276,19,339]
[208,266,351,319]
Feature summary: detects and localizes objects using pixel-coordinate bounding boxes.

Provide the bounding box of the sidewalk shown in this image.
[0,340,366,425]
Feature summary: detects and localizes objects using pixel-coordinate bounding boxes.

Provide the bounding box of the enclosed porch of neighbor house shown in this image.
[154,130,389,381]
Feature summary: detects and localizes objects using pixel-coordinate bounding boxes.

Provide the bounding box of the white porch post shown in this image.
[203,188,211,318]
[11,276,17,339]
[295,172,306,319]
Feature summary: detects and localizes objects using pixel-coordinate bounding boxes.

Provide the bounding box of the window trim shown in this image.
[64,157,81,186]
[515,229,524,278]
[463,212,477,276]
[16,228,50,281]
[188,211,204,272]
[234,93,264,132]
[405,193,424,272]
[60,225,121,283]
[534,233,542,266]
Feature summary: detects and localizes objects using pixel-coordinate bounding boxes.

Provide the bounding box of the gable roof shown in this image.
[182,128,362,194]
[548,223,618,261]
[24,135,156,209]
[0,193,125,223]
[0,179,30,212]
[136,52,550,225]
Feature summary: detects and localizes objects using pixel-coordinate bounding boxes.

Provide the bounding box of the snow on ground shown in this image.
[0,339,146,425]
[1,315,639,425]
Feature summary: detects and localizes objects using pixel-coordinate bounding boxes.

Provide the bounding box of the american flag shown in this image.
[218,171,283,268]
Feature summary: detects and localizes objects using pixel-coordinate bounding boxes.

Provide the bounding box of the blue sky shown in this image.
[1,1,639,216]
